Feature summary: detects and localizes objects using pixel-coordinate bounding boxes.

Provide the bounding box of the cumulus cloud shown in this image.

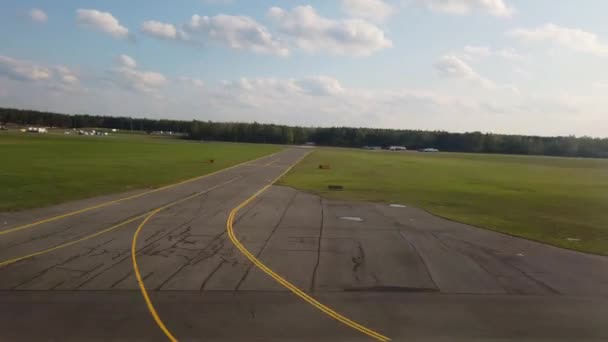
[29,9,48,23]
[113,54,167,93]
[117,54,137,68]
[141,20,187,40]
[434,55,496,88]
[415,0,514,17]
[297,76,345,96]
[0,55,52,81]
[221,75,344,97]
[54,65,79,84]
[0,55,80,94]
[341,0,394,22]
[77,9,130,40]
[508,24,608,57]
[184,14,289,56]
[268,5,392,56]
[179,76,204,88]
[2,68,605,137]
[462,45,523,61]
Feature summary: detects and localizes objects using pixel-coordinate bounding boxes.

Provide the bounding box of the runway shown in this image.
[0,148,607,341]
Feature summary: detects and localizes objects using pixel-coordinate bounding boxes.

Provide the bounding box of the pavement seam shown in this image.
[397,231,440,291]
[310,196,325,293]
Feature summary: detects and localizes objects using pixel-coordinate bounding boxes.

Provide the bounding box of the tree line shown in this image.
[1,107,607,158]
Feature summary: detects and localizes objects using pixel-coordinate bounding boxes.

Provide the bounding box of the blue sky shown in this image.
[1,0,607,137]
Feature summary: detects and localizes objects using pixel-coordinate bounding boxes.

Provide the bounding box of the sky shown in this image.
[1,0,607,137]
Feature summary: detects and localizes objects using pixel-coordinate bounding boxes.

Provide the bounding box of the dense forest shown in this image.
[1,107,607,158]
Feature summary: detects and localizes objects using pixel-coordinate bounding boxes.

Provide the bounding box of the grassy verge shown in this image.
[280,148,608,255]
[0,132,281,211]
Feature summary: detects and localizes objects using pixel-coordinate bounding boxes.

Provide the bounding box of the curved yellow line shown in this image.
[0,151,278,237]
[132,209,178,342]
[226,155,391,342]
[129,176,241,341]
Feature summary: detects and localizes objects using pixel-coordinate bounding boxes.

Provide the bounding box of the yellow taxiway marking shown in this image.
[0,177,241,269]
[226,155,391,342]
[0,152,278,237]
[132,209,178,342]
[130,177,242,342]
[264,158,279,166]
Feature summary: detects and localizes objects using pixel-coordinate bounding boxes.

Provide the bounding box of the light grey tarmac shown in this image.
[0,148,607,341]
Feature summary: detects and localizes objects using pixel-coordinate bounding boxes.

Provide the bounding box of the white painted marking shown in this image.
[340,216,363,222]
[566,238,581,242]
[516,253,525,257]
[389,204,406,208]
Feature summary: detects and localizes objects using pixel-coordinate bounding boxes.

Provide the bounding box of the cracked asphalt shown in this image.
[0,148,607,341]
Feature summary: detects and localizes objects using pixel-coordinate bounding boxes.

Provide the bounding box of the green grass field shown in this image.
[280,149,608,255]
[0,132,281,211]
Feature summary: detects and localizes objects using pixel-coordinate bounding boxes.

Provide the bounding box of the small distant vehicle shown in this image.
[420,148,439,152]
[388,146,407,151]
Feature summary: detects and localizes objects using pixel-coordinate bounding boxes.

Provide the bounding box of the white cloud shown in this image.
[0,55,52,81]
[2,69,606,137]
[0,55,80,94]
[54,65,79,84]
[77,9,130,40]
[141,20,185,40]
[221,75,344,97]
[341,0,394,22]
[462,45,523,61]
[179,76,204,88]
[29,9,48,23]
[463,45,491,58]
[207,76,482,129]
[184,14,289,56]
[297,76,345,96]
[434,55,496,88]
[113,55,167,93]
[268,5,392,56]
[117,54,137,68]
[508,24,608,57]
[415,0,514,17]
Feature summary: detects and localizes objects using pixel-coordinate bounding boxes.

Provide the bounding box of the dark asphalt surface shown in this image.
[0,147,607,341]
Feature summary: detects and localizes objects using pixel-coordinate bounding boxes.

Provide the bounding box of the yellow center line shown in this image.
[0,152,279,237]
[132,209,178,342]
[264,158,279,166]
[0,177,242,269]
[226,154,391,342]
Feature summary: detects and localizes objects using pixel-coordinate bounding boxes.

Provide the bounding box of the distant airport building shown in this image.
[26,127,47,133]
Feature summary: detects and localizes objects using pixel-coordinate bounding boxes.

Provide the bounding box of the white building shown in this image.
[26,127,48,133]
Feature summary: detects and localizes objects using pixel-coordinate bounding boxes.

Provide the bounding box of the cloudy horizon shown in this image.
[1,1,607,138]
